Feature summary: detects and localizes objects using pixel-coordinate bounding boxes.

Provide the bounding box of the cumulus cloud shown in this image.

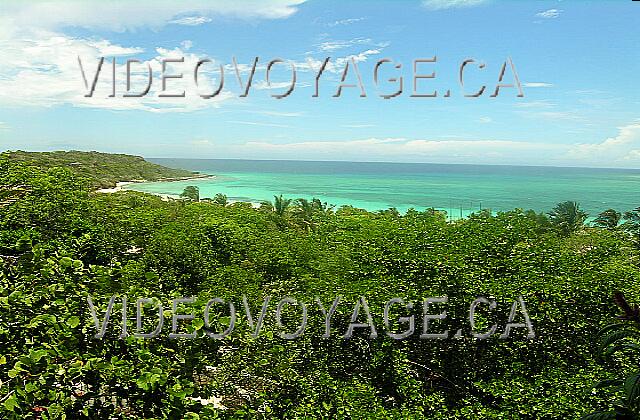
[0,1,309,112]
[567,122,640,166]
[0,33,233,112]
[536,9,562,19]
[422,0,488,10]
[231,122,640,168]
[241,137,559,165]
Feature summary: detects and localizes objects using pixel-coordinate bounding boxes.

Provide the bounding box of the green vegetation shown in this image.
[212,193,228,206]
[595,209,623,230]
[5,150,197,189]
[1,152,640,418]
[583,292,640,419]
[180,186,200,202]
[547,200,588,236]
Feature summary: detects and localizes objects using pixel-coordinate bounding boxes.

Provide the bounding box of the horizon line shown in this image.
[4,149,640,171]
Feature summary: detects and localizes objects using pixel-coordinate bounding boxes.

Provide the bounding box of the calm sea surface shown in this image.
[128,159,640,218]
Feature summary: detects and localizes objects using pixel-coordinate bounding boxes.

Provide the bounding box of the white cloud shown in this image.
[84,40,143,56]
[0,1,308,112]
[0,1,307,32]
[291,48,384,76]
[181,40,193,50]
[536,9,562,19]
[422,0,488,10]
[328,17,366,27]
[170,16,212,26]
[0,33,234,112]
[0,40,383,113]
[253,80,298,90]
[523,82,553,88]
[242,137,560,165]
[567,122,640,166]
[318,38,373,52]
[229,122,640,168]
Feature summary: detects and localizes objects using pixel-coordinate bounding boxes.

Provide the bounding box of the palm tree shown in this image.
[293,198,318,231]
[593,209,621,229]
[273,194,292,217]
[295,198,314,219]
[311,198,335,215]
[547,201,588,236]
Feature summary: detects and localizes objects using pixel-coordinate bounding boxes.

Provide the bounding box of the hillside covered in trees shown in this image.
[1,152,640,418]
[5,151,198,189]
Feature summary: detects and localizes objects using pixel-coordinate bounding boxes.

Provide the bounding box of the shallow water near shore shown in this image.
[125,159,640,219]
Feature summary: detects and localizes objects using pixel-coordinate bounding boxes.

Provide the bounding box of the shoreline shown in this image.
[98,177,475,215]
[94,174,263,207]
[95,174,215,194]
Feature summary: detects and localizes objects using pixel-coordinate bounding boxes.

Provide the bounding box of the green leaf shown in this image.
[67,316,80,328]
[625,373,640,405]
[580,411,618,420]
[597,323,629,336]
[599,330,640,358]
[30,349,48,363]
[605,343,640,359]
[59,257,73,267]
[593,378,624,389]
[3,394,18,412]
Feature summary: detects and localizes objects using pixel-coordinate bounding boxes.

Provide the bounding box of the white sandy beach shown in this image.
[93,175,263,205]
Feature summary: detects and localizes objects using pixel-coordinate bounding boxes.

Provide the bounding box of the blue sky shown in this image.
[0,0,639,168]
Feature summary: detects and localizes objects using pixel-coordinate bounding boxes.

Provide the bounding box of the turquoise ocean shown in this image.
[127,159,640,219]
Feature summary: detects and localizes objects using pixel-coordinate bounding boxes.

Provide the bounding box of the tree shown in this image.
[180,185,199,202]
[312,198,335,216]
[273,194,292,217]
[213,193,228,206]
[547,201,587,236]
[295,198,314,221]
[582,292,640,419]
[623,207,640,244]
[593,209,621,230]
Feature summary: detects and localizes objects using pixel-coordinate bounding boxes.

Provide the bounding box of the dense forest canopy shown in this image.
[5,151,197,189]
[1,152,640,418]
